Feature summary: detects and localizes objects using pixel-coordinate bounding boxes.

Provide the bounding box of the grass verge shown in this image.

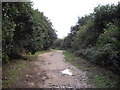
[29,50,51,56]
[63,50,119,88]
[2,60,28,86]
[2,50,51,87]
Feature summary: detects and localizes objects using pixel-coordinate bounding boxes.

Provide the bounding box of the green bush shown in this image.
[53,39,63,49]
[90,23,120,74]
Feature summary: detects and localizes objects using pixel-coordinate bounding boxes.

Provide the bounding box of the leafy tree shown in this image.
[61,2,120,74]
[2,2,57,63]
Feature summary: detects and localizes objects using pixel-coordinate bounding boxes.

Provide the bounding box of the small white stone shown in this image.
[61,69,72,76]
[26,75,29,77]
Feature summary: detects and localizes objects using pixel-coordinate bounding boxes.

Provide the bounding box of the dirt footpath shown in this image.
[10,50,95,88]
[37,50,94,88]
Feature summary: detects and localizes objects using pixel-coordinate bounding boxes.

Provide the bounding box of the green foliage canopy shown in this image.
[2,2,57,63]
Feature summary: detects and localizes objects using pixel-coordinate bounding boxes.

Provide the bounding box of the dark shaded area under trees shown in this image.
[54,3,120,75]
[2,2,57,63]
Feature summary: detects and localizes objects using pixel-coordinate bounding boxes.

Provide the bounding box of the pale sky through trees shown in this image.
[31,0,119,38]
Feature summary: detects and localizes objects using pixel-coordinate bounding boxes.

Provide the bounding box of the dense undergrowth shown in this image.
[54,3,120,75]
[63,50,120,88]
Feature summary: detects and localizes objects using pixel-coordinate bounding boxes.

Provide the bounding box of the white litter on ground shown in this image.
[61,69,72,76]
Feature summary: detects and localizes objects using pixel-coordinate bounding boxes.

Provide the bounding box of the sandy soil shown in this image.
[4,50,95,88]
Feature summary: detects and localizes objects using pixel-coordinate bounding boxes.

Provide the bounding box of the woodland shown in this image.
[54,3,120,74]
[2,1,120,88]
[2,2,57,63]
